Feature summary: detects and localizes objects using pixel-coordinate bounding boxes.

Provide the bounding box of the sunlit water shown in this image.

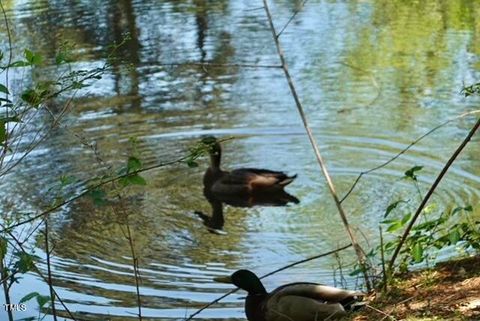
[1,0,479,320]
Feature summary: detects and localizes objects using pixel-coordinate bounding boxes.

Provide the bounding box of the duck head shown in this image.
[202,136,222,169]
[215,269,267,295]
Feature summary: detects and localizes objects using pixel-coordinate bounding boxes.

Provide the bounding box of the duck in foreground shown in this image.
[214,269,365,321]
[202,136,297,199]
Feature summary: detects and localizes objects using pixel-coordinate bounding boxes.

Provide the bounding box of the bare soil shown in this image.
[347,256,480,321]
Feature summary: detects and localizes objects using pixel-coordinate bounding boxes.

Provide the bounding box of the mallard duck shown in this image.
[202,137,297,198]
[215,269,364,321]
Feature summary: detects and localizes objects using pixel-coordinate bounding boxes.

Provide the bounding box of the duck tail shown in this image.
[278,174,297,186]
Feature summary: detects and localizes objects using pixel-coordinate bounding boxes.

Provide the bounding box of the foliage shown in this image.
[0,27,129,321]
[461,82,480,97]
[378,166,478,279]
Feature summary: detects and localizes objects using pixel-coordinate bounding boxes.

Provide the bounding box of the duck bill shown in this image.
[213,275,232,284]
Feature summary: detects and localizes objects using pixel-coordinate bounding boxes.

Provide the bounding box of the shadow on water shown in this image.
[195,190,299,232]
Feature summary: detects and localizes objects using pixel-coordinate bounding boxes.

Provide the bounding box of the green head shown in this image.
[215,269,267,295]
[201,136,222,168]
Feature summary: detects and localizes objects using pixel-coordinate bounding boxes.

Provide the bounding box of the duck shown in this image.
[214,269,365,321]
[202,136,297,199]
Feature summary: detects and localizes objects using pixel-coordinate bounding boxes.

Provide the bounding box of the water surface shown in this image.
[0,0,479,320]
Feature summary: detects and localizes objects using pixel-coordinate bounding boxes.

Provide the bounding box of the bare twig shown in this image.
[0,259,14,321]
[276,0,309,38]
[1,226,78,320]
[366,304,396,320]
[1,154,188,233]
[340,109,480,203]
[0,94,77,177]
[44,220,58,321]
[379,226,387,292]
[156,62,281,69]
[125,222,142,320]
[261,0,370,290]
[184,243,352,320]
[387,117,480,272]
[0,0,13,170]
[2,136,234,233]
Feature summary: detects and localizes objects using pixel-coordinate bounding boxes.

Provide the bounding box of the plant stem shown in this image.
[44,220,58,321]
[261,0,371,291]
[126,223,142,320]
[1,258,13,321]
[388,117,480,273]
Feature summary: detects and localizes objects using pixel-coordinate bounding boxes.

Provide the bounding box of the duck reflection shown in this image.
[196,189,299,232]
[195,137,299,232]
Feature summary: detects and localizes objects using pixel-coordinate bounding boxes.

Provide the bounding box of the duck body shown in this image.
[204,167,297,197]
[258,282,360,321]
[215,270,364,321]
[202,137,297,199]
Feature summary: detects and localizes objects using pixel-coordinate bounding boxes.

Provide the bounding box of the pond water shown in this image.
[1,0,479,320]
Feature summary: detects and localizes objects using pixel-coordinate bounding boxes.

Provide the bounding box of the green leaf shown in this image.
[384,200,402,218]
[55,51,73,65]
[36,295,50,308]
[20,292,40,304]
[21,89,42,107]
[0,83,9,95]
[8,60,30,67]
[386,220,404,233]
[186,159,199,168]
[71,81,88,89]
[88,188,107,206]
[120,174,147,186]
[60,175,76,186]
[423,203,437,214]
[401,213,412,225]
[404,165,423,181]
[24,49,43,65]
[448,229,461,244]
[127,156,142,172]
[411,243,424,263]
[15,252,35,273]
[451,205,473,217]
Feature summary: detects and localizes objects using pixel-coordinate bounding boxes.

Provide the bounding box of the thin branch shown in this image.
[44,220,58,321]
[276,0,309,38]
[261,0,371,290]
[0,155,186,233]
[366,304,396,320]
[156,62,281,69]
[0,0,13,170]
[387,117,480,272]
[0,259,14,321]
[184,243,352,320]
[125,223,142,320]
[1,226,78,320]
[2,136,234,233]
[340,109,480,203]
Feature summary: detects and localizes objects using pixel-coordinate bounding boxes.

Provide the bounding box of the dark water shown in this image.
[0,0,479,320]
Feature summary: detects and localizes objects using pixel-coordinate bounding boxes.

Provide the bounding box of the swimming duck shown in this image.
[215,269,364,321]
[202,137,297,198]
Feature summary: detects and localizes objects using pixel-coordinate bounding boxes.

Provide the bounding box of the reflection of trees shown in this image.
[109,0,142,109]
[344,1,480,110]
